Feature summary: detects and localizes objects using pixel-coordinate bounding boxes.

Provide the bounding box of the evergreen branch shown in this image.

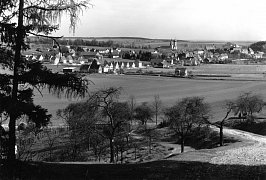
[27,31,63,39]
[23,2,89,12]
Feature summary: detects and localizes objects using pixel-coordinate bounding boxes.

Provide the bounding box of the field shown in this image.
[33,65,266,125]
[31,36,255,51]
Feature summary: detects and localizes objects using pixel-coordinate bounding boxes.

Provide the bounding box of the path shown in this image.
[210,126,266,165]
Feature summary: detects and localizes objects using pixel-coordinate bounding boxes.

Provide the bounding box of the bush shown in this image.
[182,126,220,149]
[231,120,266,136]
[157,120,169,128]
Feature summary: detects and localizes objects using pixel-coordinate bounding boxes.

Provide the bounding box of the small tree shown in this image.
[42,127,61,161]
[90,133,107,162]
[134,102,153,126]
[57,101,99,161]
[233,92,264,122]
[164,97,210,153]
[127,95,136,126]
[152,94,162,125]
[142,127,158,154]
[216,101,234,146]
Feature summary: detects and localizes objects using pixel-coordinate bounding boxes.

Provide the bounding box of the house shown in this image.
[80,52,103,61]
[63,67,77,73]
[241,48,249,54]
[248,48,254,55]
[205,45,216,51]
[150,59,163,67]
[161,60,170,68]
[89,59,102,73]
[61,56,67,64]
[253,52,264,59]
[79,64,91,73]
[175,67,188,77]
[183,57,200,66]
[219,53,229,61]
[110,50,120,58]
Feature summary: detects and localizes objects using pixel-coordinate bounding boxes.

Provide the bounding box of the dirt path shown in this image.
[210,126,266,165]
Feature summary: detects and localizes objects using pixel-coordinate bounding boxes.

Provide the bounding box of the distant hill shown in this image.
[62,36,187,42]
[249,41,266,52]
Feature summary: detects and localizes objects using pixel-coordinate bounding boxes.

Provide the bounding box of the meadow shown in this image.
[33,70,266,125]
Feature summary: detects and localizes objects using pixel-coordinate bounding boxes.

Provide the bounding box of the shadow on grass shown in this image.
[161,126,239,150]
[1,159,266,180]
[228,120,266,136]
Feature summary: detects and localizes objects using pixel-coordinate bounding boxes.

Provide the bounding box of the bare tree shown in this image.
[134,102,154,126]
[42,127,62,161]
[128,95,136,126]
[152,94,162,125]
[57,101,99,161]
[215,101,234,146]
[233,92,264,121]
[142,127,158,154]
[68,87,131,163]
[164,97,210,153]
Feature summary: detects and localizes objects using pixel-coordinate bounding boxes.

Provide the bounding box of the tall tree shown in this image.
[127,95,136,125]
[0,0,91,166]
[164,97,210,153]
[152,94,162,125]
[88,87,131,163]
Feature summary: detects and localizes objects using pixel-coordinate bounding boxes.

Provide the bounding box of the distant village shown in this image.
[21,38,266,75]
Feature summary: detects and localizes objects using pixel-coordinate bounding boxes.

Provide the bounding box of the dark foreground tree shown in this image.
[0,0,91,171]
[164,97,210,153]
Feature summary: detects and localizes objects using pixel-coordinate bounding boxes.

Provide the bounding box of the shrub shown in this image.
[157,120,169,128]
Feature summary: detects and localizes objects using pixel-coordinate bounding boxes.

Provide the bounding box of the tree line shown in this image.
[28,37,152,50]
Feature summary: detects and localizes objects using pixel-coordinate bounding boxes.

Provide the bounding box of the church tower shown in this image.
[170,39,177,50]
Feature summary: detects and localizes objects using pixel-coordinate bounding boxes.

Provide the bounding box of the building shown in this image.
[170,39,178,50]
[175,67,188,77]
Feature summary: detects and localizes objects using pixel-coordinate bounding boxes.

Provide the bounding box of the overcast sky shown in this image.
[53,0,266,41]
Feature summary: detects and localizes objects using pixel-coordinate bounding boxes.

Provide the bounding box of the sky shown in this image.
[53,0,266,41]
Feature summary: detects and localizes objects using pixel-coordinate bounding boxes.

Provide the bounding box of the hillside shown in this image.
[249,41,266,52]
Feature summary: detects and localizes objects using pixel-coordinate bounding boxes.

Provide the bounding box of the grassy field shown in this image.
[33,67,266,125]
[31,37,255,51]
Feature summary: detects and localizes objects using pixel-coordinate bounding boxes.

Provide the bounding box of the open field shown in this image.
[30,36,255,50]
[32,66,266,125]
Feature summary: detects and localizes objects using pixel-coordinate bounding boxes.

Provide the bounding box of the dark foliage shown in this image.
[249,41,266,53]
[1,160,266,180]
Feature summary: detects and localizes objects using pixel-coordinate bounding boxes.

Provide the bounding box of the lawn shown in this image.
[33,72,266,125]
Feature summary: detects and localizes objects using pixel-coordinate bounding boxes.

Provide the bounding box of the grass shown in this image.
[1,160,266,180]
[227,120,266,136]
[30,65,266,126]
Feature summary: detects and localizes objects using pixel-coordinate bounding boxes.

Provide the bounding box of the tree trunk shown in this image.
[8,0,24,167]
[149,136,151,154]
[134,146,137,160]
[180,136,185,153]
[109,138,114,163]
[155,113,158,125]
[120,148,123,164]
[219,123,224,146]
